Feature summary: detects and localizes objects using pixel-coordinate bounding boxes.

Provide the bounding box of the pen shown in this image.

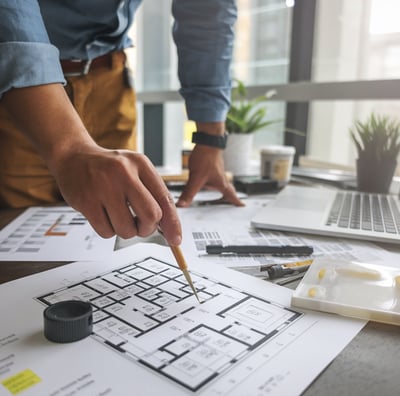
[205,244,314,256]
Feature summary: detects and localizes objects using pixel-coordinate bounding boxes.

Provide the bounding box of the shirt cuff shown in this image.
[182,87,230,123]
[0,42,65,99]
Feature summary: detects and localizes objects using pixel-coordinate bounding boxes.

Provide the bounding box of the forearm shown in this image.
[2,83,182,245]
[2,84,95,171]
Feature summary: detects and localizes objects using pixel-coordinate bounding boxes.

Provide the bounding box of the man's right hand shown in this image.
[3,83,182,245]
[52,145,182,244]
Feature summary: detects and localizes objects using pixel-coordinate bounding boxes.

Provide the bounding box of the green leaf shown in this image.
[349,113,400,161]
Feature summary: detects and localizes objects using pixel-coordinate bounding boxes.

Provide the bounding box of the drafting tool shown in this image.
[262,259,313,280]
[274,272,308,286]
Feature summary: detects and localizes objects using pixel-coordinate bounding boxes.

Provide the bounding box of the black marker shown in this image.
[205,244,314,256]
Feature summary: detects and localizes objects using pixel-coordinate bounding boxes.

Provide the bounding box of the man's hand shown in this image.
[176,144,244,208]
[52,146,181,244]
[176,121,244,208]
[3,84,181,245]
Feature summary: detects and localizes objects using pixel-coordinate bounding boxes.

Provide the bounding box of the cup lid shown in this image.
[260,145,296,155]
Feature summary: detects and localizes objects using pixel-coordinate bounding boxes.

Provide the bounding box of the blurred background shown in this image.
[127,0,400,174]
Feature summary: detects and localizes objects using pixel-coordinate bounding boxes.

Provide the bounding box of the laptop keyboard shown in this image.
[326,191,400,233]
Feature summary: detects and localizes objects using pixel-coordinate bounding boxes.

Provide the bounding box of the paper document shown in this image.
[180,221,397,278]
[0,243,364,396]
[0,206,115,261]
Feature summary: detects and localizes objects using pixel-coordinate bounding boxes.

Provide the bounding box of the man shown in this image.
[0,0,243,246]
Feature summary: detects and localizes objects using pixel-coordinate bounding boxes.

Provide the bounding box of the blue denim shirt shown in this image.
[0,0,237,122]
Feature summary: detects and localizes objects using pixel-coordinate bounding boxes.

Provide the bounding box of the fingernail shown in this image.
[177,199,188,208]
[170,234,182,246]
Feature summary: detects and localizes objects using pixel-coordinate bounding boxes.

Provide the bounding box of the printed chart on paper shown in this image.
[37,256,302,393]
[0,207,115,261]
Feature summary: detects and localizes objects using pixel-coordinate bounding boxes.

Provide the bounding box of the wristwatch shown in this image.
[191,131,228,149]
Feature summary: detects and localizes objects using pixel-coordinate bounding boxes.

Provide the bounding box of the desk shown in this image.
[0,209,399,395]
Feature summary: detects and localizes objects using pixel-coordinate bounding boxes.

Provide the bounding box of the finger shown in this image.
[124,181,163,238]
[81,203,116,239]
[135,157,182,244]
[158,193,182,245]
[176,172,208,208]
[221,183,246,207]
[103,196,140,239]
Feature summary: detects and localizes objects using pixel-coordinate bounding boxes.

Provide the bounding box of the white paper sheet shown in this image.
[180,220,397,278]
[0,207,115,261]
[175,193,398,284]
[0,243,364,396]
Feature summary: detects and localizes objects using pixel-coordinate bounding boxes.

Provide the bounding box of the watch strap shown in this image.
[191,131,227,149]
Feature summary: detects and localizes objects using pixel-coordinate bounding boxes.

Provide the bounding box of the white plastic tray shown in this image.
[291,257,400,325]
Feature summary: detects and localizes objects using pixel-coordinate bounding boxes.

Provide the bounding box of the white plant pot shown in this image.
[223,133,254,176]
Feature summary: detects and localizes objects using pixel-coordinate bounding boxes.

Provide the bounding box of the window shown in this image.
[132,0,400,173]
[309,0,400,168]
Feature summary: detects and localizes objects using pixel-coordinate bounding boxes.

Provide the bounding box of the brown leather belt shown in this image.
[60,51,124,77]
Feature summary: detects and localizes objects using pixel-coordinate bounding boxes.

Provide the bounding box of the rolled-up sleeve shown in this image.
[172,0,237,123]
[0,0,65,99]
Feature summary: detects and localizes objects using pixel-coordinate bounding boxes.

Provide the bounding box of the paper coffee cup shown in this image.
[260,145,295,186]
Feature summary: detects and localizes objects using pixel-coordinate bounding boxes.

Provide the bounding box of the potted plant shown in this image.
[350,113,400,193]
[224,79,277,176]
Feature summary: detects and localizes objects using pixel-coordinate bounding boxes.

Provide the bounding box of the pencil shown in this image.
[169,245,200,303]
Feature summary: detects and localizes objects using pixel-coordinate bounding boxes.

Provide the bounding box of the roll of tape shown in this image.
[43,300,93,343]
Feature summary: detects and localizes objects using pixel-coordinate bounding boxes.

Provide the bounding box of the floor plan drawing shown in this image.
[37,257,302,392]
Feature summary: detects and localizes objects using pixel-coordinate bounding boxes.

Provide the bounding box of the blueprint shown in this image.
[37,257,301,392]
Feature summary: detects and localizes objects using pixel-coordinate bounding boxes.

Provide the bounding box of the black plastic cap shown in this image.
[43,300,93,343]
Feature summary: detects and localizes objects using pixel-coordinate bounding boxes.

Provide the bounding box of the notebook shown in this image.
[251,185,400,244]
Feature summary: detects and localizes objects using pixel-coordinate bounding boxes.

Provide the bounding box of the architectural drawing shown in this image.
[37,257,302,392]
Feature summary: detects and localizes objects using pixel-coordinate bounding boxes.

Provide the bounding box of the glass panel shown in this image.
[133,0,177,92]
[132,0,293,169]
[313,0,400,82]
[233,0,292,85]
[233,0,293,167]
[134,0,293,91]
[310,0,400,177]
[307,100,400,174]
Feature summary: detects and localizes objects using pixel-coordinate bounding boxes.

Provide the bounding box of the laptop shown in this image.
[251,185,400,244]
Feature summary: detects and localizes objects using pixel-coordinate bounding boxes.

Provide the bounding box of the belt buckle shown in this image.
[82,59,92,75]
[64,59,93,77]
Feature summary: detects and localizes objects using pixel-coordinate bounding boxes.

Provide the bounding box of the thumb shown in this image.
[222,183,245,207]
